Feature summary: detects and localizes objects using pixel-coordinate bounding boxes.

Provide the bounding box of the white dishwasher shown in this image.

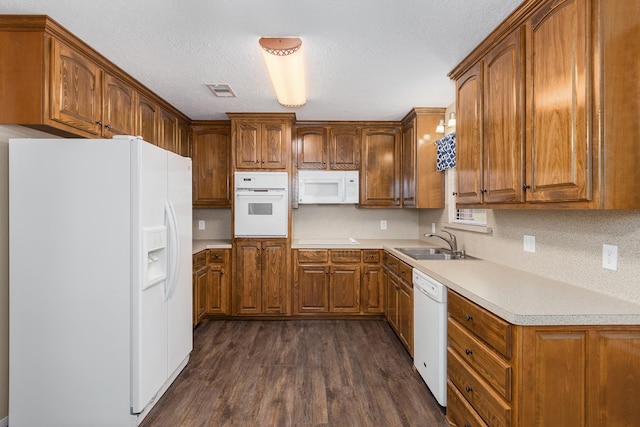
[413,268,447,406]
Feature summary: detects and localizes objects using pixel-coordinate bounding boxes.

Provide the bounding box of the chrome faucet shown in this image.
[424,230,459,254]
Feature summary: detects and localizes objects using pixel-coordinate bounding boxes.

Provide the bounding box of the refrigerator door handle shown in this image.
[164,200,180,301]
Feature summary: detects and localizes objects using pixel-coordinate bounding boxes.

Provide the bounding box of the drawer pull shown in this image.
[465,314,473,321]
[465,349,473,355]
[465,424,471,427]
[465,386,473,393]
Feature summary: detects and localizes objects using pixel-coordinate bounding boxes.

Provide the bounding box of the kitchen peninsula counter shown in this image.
[382,245,640,326]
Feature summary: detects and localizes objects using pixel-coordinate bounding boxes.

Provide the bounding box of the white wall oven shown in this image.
[234,172,288,238]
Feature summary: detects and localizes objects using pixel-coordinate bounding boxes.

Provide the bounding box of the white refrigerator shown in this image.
[9,136,193,426]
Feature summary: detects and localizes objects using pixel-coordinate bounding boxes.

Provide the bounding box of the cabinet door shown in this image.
[234,121,260,168]
[296,264,330,313]
[588,330,640,427]
[137,93,159,145]
[329,126,360,170]
[261,122,289,169]
[177,120,192,158]
[401,119,416,207]
[194,266,208,323]
[50,39,101,136]
[102,73,135,138]
[206,263,228,315]
[234,240,262,315]
[398,279,413,355]
[261,241,289,314]
[455,63,483,204]
[386,273,399,331]
[329,265,360,313]
[158,108,178,153]
[360,126,401,207]
[296,127,328,169]
[525,0,590,202]
[192,125,231,207]
[483,30,525,204]
[362,265,384,313]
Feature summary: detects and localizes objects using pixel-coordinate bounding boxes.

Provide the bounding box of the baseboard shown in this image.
[0,415,8,427]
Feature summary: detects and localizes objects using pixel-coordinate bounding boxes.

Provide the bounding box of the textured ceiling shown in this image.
[1,0,523,121]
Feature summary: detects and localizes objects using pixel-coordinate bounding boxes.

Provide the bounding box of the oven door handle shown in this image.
[235,190,286,198]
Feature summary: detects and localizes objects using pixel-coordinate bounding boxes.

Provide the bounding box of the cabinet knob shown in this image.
[96,120,102,126]
[481,188,487,194]
[523,184,531,190]
[105,123,111,130]
[465,424,471,427]
[452,192,458,196]
[465,314,473,321]
[465,349,473,355]
[465,386,473,393]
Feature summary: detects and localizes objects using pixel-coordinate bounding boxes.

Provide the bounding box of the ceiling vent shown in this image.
[207,84,236,98]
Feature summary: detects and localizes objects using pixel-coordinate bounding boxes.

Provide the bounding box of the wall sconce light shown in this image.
[436,119,446,134]
[447,112,456,127]
[259,37,306,108]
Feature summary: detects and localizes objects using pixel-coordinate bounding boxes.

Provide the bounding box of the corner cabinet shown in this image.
[229,113,294,171]
[446,290,640,427]
[233,239,290,316]
[450,0,640,209]
[191,122,232,207]
[360,125,402,207]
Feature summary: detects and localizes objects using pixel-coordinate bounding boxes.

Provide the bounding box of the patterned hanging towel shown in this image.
[436,133,456,171]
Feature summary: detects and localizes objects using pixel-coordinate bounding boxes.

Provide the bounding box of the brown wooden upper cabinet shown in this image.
[295,124,360,170]
[229,113,294,170]
[191,122,232,208]
[400,108,446,208]
[450,0,640,209]
[0,15,189,155]
[360,125,402,207]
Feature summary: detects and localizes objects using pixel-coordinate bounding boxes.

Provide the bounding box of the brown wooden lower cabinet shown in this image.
[293,249,383,316]
[233,239,290,316]
[446,289,640,427]
[382,251,413,356]
[192,248,231,327]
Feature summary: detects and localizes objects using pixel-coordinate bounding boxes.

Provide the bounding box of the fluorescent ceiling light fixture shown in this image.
[259,37,306,108]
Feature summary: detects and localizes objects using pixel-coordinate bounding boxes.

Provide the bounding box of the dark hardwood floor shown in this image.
[140,319,447,427]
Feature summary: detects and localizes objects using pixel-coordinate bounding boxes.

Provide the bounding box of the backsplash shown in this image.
[192,208,232,240]
[419,208,640,305]
[292,205,419,240]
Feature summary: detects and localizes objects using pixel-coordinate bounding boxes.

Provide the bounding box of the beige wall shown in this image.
[0,126,61,423]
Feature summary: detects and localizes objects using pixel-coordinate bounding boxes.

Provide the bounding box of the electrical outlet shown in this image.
[523,235,536,253]
[198,220,205,230]
[602,244,618,271]
[380,220,387,230]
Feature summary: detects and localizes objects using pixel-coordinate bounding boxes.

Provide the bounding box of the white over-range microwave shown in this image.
[298,170,359,204]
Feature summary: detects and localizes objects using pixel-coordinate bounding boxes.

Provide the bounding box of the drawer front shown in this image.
[446,380,489,427]
[193,251,207,269]
[398,261,412,285]
[331,250,361,263]
[297,249,329,263]
[363,249,380,263]
[448,347,512,427]
[208,249,227,264]
[448,318,512,400]
[448,290,512,358]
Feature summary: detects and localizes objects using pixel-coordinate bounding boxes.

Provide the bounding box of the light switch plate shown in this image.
[524,235,536,253]
[198,220,205,230]
[602,244,618,271]
[380,220,387,230]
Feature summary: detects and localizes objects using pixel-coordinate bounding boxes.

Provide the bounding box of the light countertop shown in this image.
[193,239,232,254]
[292,238,640,326]
[381,244,640,326]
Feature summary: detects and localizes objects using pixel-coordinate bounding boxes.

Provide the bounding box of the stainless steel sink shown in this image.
[394,247,475,260]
